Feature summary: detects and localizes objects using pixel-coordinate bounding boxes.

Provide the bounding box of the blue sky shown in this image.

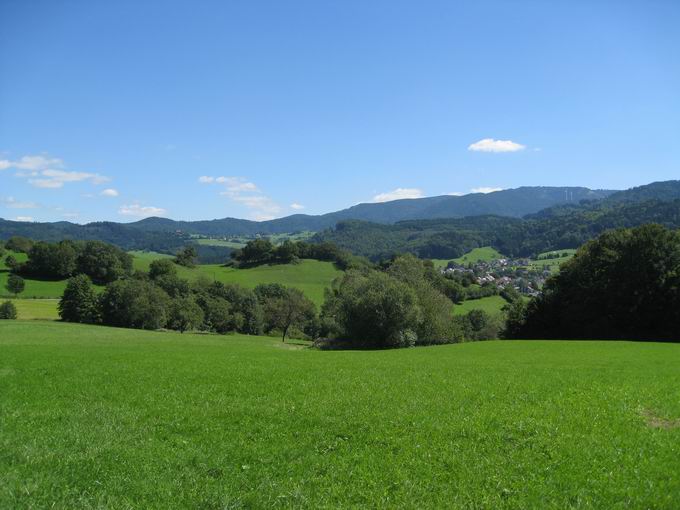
[1,0,679,223]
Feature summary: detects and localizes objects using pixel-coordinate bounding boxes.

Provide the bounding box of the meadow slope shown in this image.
[1,321,679,508]
[131,252,341,306]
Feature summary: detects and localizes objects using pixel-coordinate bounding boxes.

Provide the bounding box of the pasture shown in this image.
[6,298,60,320]
[529,249,577,273]
[452,295,508,316]
[1,321,679,508]
[1,250,68,299]
[131,252,341,306]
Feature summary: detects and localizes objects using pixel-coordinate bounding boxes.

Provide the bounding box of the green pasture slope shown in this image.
[529,249,577,273]
[6,299,60,320]
[1,321,679,508]
[1,251,69,299]
[453,295,508,316]
[431,246,505,269]
[131,252,341,307]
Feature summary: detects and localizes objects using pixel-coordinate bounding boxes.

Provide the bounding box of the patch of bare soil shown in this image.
[641,408,680,429]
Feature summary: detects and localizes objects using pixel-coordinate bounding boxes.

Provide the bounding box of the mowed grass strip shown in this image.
[1,321,679,508]
[6,299,60,320]
[131,252,341,307]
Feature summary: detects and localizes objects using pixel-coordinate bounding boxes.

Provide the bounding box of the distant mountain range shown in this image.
[2,182,680,255]
[107,186,616,236]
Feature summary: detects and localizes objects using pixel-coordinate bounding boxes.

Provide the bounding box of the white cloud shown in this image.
[372,188,424,203]
[447,191,465,196]
[201,175,281,220]
[471,187,504,194]
[118,203,167,218]
[100,188,119,197]
[0,155,64,171]
[1,196,39,209]
[468,138,525,153]
[3,154,110,188]
[14,216,34,222]
[290,203,305,210]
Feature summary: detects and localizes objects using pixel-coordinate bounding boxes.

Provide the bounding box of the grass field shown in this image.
[0,251,68,299]
[1,321,679,508]
[194,238,246,248]
[432,247,505,268]
[529,249,577,273]
[131,252,341,307]
[0,250,339,306]
[453,295,508,316]
[5,298,60,320]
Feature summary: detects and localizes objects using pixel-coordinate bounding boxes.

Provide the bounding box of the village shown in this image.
[441,256,554,297]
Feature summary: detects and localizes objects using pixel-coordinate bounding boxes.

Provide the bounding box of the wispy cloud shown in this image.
[468,138,525,153]
[471,187,504,194]
[372,188,424,203]
[2,154,110,188]
[1,196,39,209]
[200,175,281,220]
[290,203,305,210]
[119,203,167,218]
[100,188,119,197]
[14,216,34,222]
[0,155,63,171]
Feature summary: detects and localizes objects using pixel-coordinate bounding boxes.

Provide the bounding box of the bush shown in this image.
[324,270,422,348]
[6,274,25,296]
[168,296,205,332]
[175,246,198,268]
[148,258,177,280]
[24,241,78,279]
[0,301,17,319]
[100,279,170,330]
[77,241,133,283]
[59,274,99,323]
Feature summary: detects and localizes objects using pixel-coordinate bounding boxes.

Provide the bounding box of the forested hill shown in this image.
[312,198,680,260]
[126,186,614,235]
[2,181,679,254]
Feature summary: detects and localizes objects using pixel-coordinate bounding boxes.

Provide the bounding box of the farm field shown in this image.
[452,295,508,316]
[1,251,68,299]
[529,249,577,273]
[1,251,340,306]
[131,252,341,306]
[7,298,60,320]
[1,321,679,508]
[431,247,505,269]
[194,238,246,248]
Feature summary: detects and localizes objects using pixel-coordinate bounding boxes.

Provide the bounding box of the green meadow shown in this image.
[529,249,577,273]
[1,251,69,299]
[1,321,679,508]
[431,246,505,269]
[6,299,60,320]
[131,252,341,307]
[0,251,340,307]
[453,295,508,316]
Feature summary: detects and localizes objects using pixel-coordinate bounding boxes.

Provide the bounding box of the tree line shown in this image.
[231,238,370,270]
[58,258,316,341]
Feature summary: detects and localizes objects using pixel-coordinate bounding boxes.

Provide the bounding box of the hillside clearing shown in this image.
[1,321,679,508]
[453,295,508,316]
[131,253,341,306]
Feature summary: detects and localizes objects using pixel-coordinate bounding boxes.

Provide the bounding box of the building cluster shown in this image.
[442,257,552,297]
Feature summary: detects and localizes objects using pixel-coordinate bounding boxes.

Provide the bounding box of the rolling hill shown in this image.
[1,185,617,243]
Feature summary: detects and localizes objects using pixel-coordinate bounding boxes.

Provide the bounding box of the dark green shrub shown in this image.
[0,301,17,319]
